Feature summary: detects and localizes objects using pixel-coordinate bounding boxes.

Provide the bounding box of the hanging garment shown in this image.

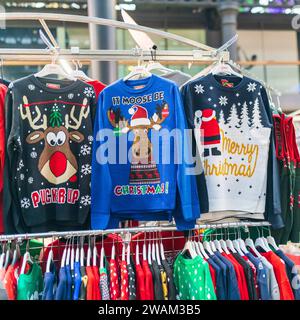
[245,252,270,300]
[206,256,225,300]
[65,264,72,300]
[79,266,88,300]
[242,255,259,298]
[91,74,200,231]
[92,266,101,300]
[159,266,168,300]
[0,84,7,234]
[86,266,97,300]
[109,259,120,300]
[222,253,249,300]
[173,254,216,300]
[120,260,129,300]
[232,253,258,300]
[161,70,192,87]
[4,76,96,234]
[274,249,300,300]
[135,263,146,300]
[257,255,280,300]
[0,267,8,300]
[161,258,176,300]
[181,74,283,229]
[99,267,110,300]
[3,260,21,300]
[151,260,164,300]
[142,259,154,300]
[42,269,56,300]
[55,266,67,300]
[261,251,294,300]
[17,263,43,300]
[213,251,241,300]
[73,261,81,300]
[127,262,136,300]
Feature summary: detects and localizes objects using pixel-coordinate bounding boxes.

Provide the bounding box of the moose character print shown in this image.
[20,96,89,185]
[194,108,221,157]
[107,101,169,184]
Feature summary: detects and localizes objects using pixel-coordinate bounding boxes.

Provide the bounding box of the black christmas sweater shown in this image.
[181,73,283,229]
[4,75,96,233]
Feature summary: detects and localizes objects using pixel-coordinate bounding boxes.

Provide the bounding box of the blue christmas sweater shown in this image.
[91,75,200,230]
[181,73,283,229]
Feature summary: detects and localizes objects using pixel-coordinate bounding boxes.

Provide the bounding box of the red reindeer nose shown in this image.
[49,151,67,177]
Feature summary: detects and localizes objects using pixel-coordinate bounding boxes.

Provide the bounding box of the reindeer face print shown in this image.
[107,101,169,184]
[20,96,89,185]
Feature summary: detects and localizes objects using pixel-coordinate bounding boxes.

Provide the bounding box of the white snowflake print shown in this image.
[81,164,91,175]
[194,84,205,94]
[20,173,25,180]
[28,84,35,91]
[80,144,91,156]
[28,177,34,184]
[247,82,257,92]
[209,86,214,90]
[88,135,94,142]
[68,93,74,99]
[219,96,228,106]
[17,137,21,146]
[84,87,94,98]
[17,160,24,170]
[30,151,37,159]
[21,198,31,209]
[80,195,91,206]
[52,104,59,112]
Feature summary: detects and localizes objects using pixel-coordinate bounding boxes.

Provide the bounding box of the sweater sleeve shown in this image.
[181,83,209,214]
[0,85,7,192]
[91,91,112,230]
[172,84,200,227]
[260,87,284,229]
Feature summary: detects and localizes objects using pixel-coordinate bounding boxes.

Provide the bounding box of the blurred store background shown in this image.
[0,0,300,110]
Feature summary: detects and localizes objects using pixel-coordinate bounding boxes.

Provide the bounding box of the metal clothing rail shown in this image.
[0,221,271,242]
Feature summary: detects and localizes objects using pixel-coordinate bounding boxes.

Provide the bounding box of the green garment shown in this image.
[17,263,43,300]
[173,254,216,301]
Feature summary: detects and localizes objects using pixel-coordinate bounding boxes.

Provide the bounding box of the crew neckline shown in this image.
[208,73,247,91]
[118,74,155,94]
[29,75,81,94]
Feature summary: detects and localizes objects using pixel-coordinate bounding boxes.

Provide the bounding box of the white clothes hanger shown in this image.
[203,241,214,256]
[233,240,244,256]
[255,237,270,253]
[136,242,140,265]
[46,249,53,273]
[123,63,152,82]
[226,239,237,253]
[245,238,262,258]
[213,240,224,253]
[155,242,162,266]
[100,247,105,270]
[193,241,203,258]
[126,244,130,265]
[219,239,230,255]
[238,239,249,254]
[80,237,85,267]
[86,237,92,267]
[160,242,166,261]
[93,242,98,267]
[66,242,71,266]
[122,242,126,262]
[20,251,33,275]
[197,242,209,260]
[71,240,75,271]
[152,242,156,262]
[148,242,152,265]
[210,241,217,253]
[70,60,93,81]
[267,236,279,251]
[61,240,68,268]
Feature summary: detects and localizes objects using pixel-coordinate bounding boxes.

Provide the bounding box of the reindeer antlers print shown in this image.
[20,96,47,130]
[65,98,89,130]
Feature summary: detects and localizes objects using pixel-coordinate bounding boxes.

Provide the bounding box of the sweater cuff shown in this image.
[91,211,110,230]
[182,203,201,221]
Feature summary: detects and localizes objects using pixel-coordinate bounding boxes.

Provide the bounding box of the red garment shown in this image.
[142,260,154,300]
[261,251,295,300]
[120,260,129,300]
[222,252,249,300]
[92,266,101,300]
[286,253,300,266]
[86,80,106,101]
[109,258,120,300]
[3,261,21,300]
[0,84,7,234]
[135,263,146,300]
[86,266,97,300]
[199,109,221,145]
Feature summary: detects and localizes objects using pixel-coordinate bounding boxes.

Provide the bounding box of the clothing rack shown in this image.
[0,222,271,242]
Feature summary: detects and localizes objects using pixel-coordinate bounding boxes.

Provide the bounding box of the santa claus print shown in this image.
[194,108,221,157]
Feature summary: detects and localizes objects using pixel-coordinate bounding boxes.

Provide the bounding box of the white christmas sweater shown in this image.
[181,74,283,229]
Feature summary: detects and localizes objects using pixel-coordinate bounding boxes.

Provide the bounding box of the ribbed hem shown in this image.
[91,211,110,230]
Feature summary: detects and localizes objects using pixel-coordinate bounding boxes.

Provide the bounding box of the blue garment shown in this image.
[209,254,227,298]
[214,251,241,300]
[275,249,300,300]
[42,271,55,300]
[55,266,67,300]
[91,75,201,230]
[73,261,82,300]
[65,264,72,300]
[246,252,270,300]
[207,257,225,300]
